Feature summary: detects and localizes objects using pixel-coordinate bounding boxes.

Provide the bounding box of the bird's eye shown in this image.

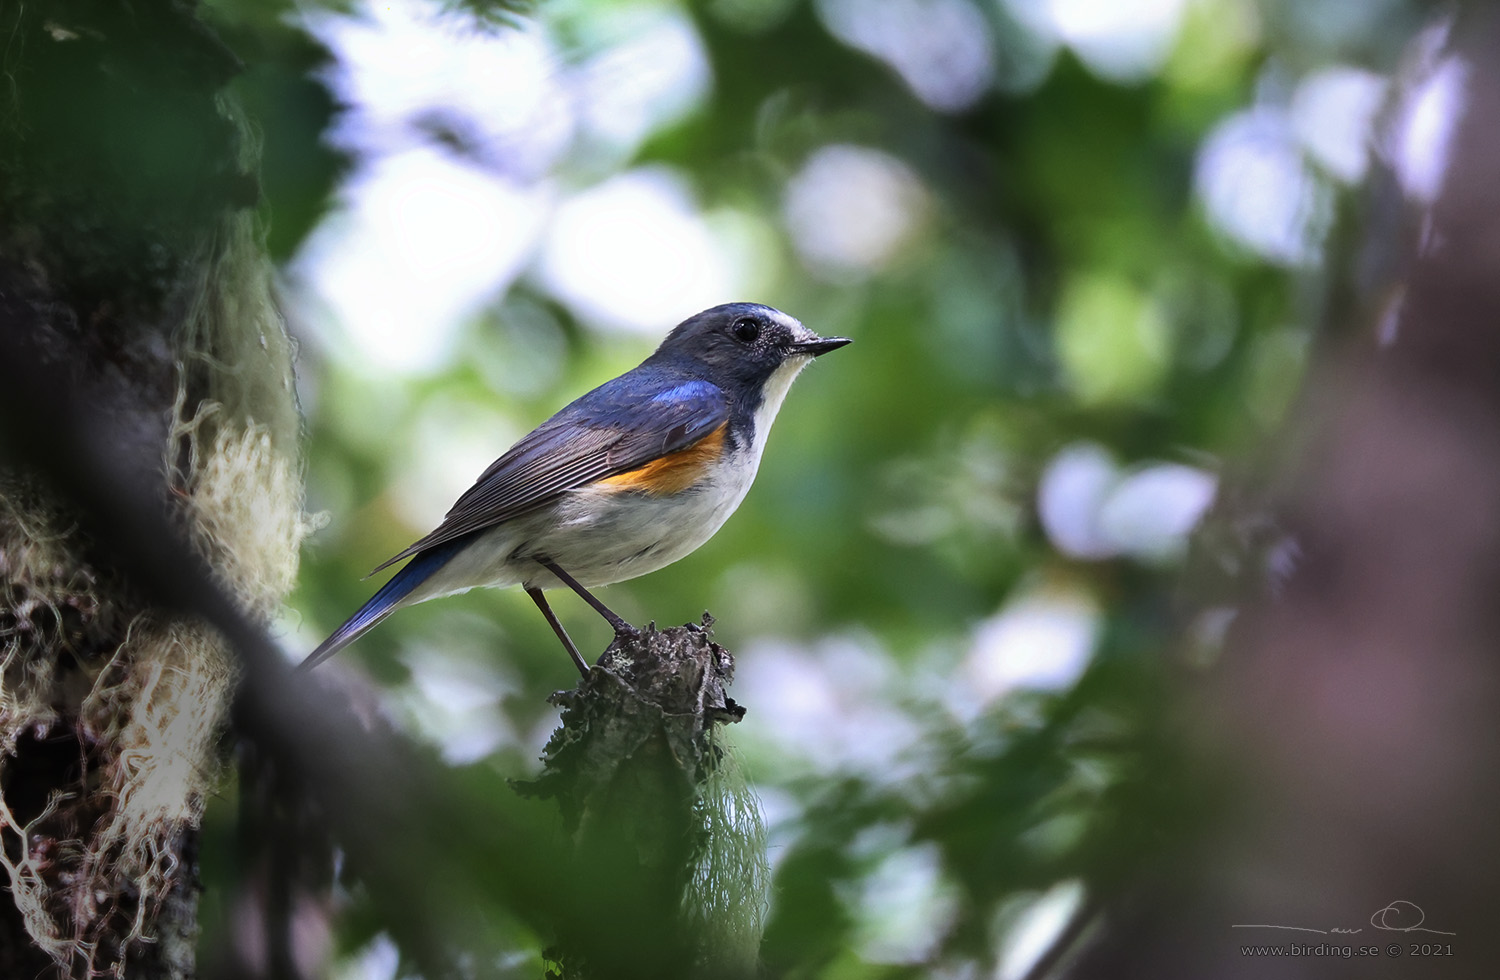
[731,317,760,343]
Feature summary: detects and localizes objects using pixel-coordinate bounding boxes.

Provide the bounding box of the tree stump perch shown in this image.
[516,616,767,980]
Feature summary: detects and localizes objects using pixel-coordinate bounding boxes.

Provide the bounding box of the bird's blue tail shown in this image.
[298,537,470,671]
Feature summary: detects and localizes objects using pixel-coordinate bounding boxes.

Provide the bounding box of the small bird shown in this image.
[301,303,850,674]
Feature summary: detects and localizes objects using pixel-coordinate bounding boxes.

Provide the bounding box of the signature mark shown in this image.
[1231,901,1456,936]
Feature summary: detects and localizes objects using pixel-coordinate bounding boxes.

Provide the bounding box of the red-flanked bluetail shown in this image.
[301,303,850,675]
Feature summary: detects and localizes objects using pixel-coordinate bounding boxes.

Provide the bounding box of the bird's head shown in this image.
[650,303,851,396]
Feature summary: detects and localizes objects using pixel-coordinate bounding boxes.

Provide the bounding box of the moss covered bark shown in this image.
[0,3,305,976]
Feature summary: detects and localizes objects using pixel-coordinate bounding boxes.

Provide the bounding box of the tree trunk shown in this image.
[0,2,303,976]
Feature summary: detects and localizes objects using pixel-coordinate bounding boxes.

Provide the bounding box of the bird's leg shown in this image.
[526,586,590,676]
[537,558,636,635]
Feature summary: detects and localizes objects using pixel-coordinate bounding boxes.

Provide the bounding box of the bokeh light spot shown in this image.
[1098,463,1218,562]
[1042,0,1189,83]
[1038,443,1119,560]
[293,147,549,373]
[1054,273,1170,404]
[574,11,712,161]
[1392,53,1468,205]
[996,880,1087,980]
[1196,107,1330,266]
[1291,66,1388,184]
[967,586,1099,703]
[783,144,929,277]
[540,168,739,333]
[816,0,996,111]
[1039,444,1218,561]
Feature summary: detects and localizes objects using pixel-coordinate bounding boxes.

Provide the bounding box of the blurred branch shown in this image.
[1064,6,1500,978]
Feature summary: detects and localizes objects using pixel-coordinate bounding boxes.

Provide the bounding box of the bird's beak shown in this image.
[789,336,853,357]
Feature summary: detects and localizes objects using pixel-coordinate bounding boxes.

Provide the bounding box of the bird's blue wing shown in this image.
[369,375,729,573]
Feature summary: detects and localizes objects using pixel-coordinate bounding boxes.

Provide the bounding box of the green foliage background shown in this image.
[197,0,1426,974]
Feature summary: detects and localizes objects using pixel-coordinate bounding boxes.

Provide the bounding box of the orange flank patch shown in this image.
[599,423,727,495]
